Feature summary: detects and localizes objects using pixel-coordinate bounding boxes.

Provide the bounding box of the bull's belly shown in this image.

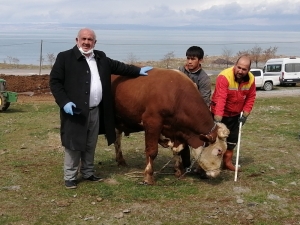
[116,116,144,134]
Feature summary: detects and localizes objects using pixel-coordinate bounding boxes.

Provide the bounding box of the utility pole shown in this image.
[39,40,43,75]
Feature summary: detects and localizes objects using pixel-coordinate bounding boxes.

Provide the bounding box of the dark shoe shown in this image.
[84,175,103,182]
[65,180,77,189]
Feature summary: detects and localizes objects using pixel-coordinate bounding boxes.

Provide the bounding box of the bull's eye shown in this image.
[218,149,222,154]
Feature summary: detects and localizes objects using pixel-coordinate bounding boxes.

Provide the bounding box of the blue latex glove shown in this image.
[63,102,76,115]
[139,66,153,76]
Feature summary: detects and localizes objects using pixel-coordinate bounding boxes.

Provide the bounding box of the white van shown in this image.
[250,68,279,91]
[263,57,300,86]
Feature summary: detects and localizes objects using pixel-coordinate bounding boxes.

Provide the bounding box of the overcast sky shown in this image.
[1,0,300,29]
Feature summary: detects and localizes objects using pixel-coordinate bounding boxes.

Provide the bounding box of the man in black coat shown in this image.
[50,28,152,189]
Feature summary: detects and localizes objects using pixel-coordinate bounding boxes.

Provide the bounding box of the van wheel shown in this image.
[291,83,296,87]
[263,81,273,91]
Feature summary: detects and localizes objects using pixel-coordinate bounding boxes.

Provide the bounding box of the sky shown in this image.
[1,0,300,30]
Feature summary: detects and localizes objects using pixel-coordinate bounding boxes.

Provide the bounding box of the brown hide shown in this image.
[111,68,218,184]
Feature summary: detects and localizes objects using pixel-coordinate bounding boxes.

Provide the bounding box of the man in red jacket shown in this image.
[211,55,256,171]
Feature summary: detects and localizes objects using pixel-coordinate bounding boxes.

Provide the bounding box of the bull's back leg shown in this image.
[172,144,187,178]
[173,152,183,178]
[114,129,127,166]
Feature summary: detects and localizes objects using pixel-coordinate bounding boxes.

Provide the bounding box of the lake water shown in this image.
[0,29,300,65]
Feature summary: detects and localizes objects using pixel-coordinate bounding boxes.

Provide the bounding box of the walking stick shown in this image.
[234,112,243,182]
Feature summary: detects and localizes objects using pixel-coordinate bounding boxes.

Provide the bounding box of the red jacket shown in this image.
[211,67,256,117]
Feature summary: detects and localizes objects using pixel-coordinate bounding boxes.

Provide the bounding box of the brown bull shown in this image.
[111,68,229,184]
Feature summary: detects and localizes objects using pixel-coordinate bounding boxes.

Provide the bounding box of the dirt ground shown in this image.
[0,74,54,102]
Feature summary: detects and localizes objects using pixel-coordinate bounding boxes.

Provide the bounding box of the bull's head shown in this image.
[191,123,230,178]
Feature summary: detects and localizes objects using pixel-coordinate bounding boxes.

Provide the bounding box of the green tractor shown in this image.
[0,78,18,112]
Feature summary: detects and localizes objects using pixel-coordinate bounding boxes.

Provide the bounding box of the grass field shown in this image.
[0,95,300,225]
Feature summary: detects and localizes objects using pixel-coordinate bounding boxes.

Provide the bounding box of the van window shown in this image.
[266,64,281,72]
[285,63,300,72]
[251,71,261,77]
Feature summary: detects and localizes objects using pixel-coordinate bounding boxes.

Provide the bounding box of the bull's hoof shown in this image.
[139,181,154,185]
[117,161,128,167]
[174,169,184,178]
[143,172,155,185]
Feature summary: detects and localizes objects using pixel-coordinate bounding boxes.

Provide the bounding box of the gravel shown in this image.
[256,87,300,98]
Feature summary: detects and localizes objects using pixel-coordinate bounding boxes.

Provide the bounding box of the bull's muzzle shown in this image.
[206,169,221,178]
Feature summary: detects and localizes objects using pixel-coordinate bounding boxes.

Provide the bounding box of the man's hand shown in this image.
[63,102,76,115]
[238,115,247,125]
[139,66,153,75]
[214,115,222,123]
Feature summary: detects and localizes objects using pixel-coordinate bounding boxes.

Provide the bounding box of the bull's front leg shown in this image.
[144,137,159,185]
[143,118,162,185]
[114,128,127,166]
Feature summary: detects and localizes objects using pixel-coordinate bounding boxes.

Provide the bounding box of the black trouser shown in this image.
[179,145,191,168]
[220,115,240,150]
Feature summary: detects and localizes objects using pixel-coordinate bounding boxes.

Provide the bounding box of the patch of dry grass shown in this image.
[1,96,300,224]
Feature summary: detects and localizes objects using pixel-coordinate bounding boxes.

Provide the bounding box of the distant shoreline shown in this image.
[0,56,225,76]
[0,68,220,76]
[1,55,298,76]
[2,29,300,65]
